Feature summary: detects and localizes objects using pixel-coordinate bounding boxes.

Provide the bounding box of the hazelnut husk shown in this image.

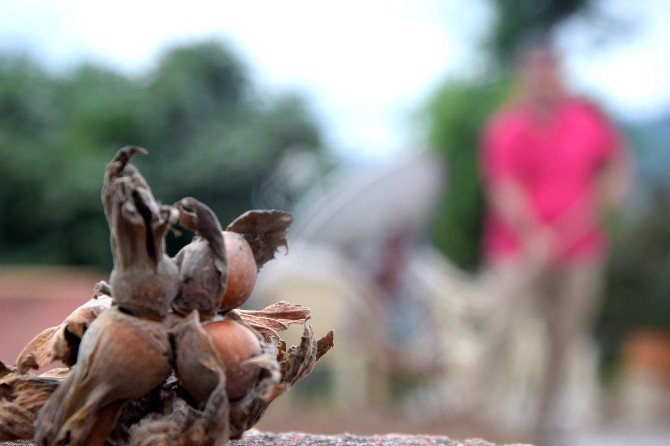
[0,361,63,442]
[219,231,257,312]
[0,147,334,446]
[35,307,173,446]
[102,146,179,320]
[171,197,227,320]
[226,210,293,269]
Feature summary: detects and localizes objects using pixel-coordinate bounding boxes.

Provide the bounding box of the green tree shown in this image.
[424,79,510,269]
[0,41,325,270]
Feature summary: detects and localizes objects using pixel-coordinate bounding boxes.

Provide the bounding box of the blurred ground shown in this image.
[233,431,498,446]
[256,405,670,445]
[581,427,670,446]
[256,406,515,443]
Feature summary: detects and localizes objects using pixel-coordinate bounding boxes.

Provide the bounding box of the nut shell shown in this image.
[204,320,262,401]
[220,231,257,312]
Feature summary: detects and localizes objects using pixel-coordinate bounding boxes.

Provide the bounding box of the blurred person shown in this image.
[478,37,631,445]
[362,226,442,403]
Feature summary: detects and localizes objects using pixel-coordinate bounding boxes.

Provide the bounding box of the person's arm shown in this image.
[551,114,633,252]
[486,178,557,263]
[598,139,632,215]
[481,118,557,264]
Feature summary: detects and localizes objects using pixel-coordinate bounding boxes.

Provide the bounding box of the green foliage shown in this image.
[0,41,324,270]
[598,123,670,352]
[423,79,510,270]
[606,200,670,326]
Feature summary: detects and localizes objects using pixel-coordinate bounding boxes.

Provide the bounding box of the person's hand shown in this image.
[523,227,558,268]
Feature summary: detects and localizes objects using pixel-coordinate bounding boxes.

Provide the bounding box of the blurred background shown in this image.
[1,0,669,444]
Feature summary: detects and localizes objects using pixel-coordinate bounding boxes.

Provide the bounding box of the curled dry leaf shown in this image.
[278,325,319,387]
[226,210,293,269]
[0,400,33,441]
[316,329,335,361]
[10,375,62,414]
[0,363,64,441]
[233,301,312,342]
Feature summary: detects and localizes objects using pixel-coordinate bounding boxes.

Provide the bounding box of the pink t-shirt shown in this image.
[480,98,624,265]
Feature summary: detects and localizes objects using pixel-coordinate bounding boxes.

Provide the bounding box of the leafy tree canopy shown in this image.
[0,41,325,270]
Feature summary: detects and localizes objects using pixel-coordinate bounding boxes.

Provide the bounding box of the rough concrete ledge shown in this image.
[231,430,520,445]
[2,430,528,446]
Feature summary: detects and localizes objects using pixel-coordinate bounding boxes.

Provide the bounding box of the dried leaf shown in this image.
[316,330,335,361]
[234,301,311,342]
[11,376,61,413]
[40,368,70,379]
[0,400,34,441]
[226,210,293,269]
[0,367,63,441]
[280,324,318,386]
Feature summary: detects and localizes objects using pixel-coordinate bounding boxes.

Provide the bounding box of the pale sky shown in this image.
[1,0,669,161]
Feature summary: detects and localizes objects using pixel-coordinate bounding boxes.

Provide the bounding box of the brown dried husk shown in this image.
[171,198,227,320]
[102,146,179,320]
[35,307,173,446]
[1,306,333,445]
[232,301,312,342]
[0,361,64,441]
[226,210,293,270]
[120,316,333,444]
[0,147,334,445]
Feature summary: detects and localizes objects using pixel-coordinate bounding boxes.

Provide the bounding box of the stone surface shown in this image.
[1,430,519,446]
[232,430,507,445]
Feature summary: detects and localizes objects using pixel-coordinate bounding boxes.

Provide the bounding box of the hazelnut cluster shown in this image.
[0,147,333,445]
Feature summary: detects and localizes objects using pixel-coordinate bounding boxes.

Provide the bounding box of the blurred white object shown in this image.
[292,151,445,254]
[255,151,446,406]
